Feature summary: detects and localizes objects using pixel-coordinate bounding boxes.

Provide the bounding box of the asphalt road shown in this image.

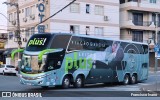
[0,71,160,100]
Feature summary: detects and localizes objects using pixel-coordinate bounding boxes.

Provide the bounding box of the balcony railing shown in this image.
[132,21,152,26]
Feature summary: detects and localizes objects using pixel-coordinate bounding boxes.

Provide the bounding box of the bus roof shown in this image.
[36,33,148,45]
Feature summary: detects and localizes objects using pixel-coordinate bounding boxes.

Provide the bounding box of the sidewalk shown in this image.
[149,67,160,72]
[140,83,160,91]
[140,67,160,94]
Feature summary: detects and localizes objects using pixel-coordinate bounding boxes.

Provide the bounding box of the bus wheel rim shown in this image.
[77,78,82,86]
[64,78,69,86]
[124,76,129,84]
[132,76,136,83]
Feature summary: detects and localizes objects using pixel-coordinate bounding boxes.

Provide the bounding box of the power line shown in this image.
[35,0,76,27]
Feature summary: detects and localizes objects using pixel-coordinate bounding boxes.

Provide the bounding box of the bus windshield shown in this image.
[26,34,53,51]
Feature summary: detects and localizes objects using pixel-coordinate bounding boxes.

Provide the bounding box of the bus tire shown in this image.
[74,75,84,88]
[123,74,130,85]
[131,74,137,84]
[62,76,70,89]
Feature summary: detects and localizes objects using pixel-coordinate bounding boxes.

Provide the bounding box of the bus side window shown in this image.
[68,36,83,51]
[128,50,135,54]
[51,35,71,49]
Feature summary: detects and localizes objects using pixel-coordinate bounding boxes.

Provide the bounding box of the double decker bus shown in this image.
[12,33,149,88]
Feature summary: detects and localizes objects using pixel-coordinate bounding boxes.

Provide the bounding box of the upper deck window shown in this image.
[50,35,71,49]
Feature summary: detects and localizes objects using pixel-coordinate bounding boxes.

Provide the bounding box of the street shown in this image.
[0,71,160,100]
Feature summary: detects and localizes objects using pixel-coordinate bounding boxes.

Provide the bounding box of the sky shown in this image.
[0,0,7,32]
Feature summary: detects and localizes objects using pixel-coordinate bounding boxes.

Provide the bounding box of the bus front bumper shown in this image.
[20,75,56,86]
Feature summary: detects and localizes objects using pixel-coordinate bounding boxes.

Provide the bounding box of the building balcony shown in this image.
[120,20,160,31]
[120,1,160,13]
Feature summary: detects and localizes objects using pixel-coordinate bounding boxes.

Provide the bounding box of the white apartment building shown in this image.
[5,0,120,66]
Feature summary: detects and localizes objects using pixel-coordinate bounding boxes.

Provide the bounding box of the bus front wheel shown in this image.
[62,76,70,89]
[74,76,84,88]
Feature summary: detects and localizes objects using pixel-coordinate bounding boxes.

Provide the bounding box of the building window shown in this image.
[128,0,138,2]
[120,0,125,4]
[13,12,17,21]
[152,13,160,27]
[86,4,90,14]
[70,25,79,34]
[150,0,156,3]
[95,5,104,15]
[132,31,143,42]
[31,27,35,35]
[132,12,143,26]
[30,5,35,15]
[25,7,30,17]
[86,26,90,35]
[25,29,30,37]
[9,32,13,40]
[95,27,103,35]
[9,13,13,22]
[70,3,80,13]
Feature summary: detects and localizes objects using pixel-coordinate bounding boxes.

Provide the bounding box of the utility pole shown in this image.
[155,13,159,91]
[3,2,22,59]
[155,13,158,72]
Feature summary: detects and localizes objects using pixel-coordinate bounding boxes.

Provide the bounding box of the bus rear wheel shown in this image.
[131,74,137,84]
[62,76,70,89]
[123,74,130,85]
[74,76,84,88]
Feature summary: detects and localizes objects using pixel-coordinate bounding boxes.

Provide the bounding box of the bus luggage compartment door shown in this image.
[86,60,113,83]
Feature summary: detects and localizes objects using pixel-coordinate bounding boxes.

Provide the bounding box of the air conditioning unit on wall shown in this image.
[23,17,27,22]
[12,20,16,25]
[30,15,35,20]
[104,16,109,21]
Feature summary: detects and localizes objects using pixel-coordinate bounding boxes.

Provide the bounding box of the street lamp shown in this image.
[3,2,22,59]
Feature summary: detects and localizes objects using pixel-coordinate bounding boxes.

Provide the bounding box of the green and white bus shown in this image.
[12,33,149,88]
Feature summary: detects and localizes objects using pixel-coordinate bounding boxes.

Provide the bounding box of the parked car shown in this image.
[0,64,17,75]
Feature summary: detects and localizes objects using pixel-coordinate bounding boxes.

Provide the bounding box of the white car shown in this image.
[0,65,17,75]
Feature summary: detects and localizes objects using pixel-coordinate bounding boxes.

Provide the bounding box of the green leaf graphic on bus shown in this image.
[65,52,93,73]
[28,38,47,46]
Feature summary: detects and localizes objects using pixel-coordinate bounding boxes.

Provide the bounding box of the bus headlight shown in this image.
[36,75,46,79]
[36,74,51,79]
